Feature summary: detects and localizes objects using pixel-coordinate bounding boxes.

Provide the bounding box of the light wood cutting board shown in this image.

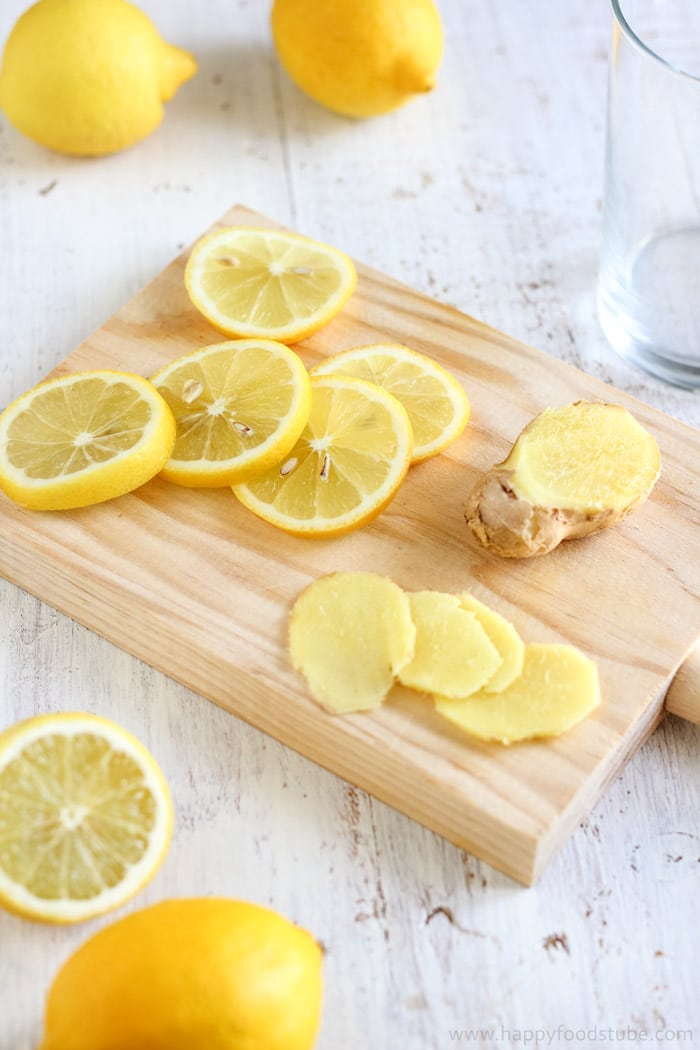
[1,204,699,885]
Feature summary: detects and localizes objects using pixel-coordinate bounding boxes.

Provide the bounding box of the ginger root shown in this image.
[465,401,660,558]
[435,643,600,745]
[459,593,525,692]
[396,591,501,699]
[289,573,601,744]
[289,571,415,713]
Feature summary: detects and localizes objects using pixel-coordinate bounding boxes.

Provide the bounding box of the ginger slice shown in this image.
[459,593,525,693]
[289,571,415,713]
[465,401,660,558]
[397,591,501,699]
[435,643,600,744]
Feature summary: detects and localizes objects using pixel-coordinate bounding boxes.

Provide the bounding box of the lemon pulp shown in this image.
[311,342,469,462]
[233,374,413,536]
[151,340,312,486]
[185,227,357,342]
[0,713,172,923]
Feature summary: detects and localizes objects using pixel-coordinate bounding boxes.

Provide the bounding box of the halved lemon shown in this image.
[233,375,413,537]
[0,370,176,511]
[0,712,173,923]
[310,343,470,462]
[150,340,312,487]
[184,226,357,343]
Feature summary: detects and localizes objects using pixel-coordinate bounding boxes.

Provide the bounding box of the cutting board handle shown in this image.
[664,643,700,724]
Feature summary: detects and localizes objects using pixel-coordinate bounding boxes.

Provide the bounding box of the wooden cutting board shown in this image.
[1,204,699,885]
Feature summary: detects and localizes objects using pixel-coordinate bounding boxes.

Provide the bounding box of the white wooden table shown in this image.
[1,1,698,1046]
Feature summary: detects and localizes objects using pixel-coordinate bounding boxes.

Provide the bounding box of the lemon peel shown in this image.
[38,898,323,1049]
[0,0,197,155]
[271,0,443,118]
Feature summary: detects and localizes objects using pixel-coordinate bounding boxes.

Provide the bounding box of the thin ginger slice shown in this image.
[397,591,501,699]
[465,401,661,557]
[435,643,600,744]
[289,571,415,713]
[459,593,525,693]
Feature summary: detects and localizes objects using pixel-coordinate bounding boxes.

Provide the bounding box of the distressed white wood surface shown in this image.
[0,1,698,1047]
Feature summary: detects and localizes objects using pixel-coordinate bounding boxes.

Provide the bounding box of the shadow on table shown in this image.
[169,40,356,142]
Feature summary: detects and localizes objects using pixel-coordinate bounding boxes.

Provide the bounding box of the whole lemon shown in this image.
[38,898,324,1050]
[0,0,197,155]
[271,0,443,118]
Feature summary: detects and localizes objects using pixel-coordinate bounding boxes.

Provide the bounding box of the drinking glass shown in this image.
[597,0,700,388]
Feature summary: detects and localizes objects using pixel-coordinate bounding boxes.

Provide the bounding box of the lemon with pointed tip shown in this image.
[271,0,443,118]
[0,0,197,156]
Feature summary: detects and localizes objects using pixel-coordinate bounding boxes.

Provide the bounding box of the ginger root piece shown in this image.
[289,571,415,713]
[397,591,501,699]
[465,401,660,558]
[435,643,600,744]
[459,593,525,692]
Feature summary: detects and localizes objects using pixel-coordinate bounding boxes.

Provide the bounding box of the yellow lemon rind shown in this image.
[0,0,197,157]
[0,370,176,511]
[38,898,323,1049]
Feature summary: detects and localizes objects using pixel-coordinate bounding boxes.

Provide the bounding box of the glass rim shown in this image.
[611,0,700,84]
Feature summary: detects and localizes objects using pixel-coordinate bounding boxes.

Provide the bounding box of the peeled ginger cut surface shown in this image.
[435,643,600,744]
[509,402,660,513]
[289,571,415,713]
[397,591,501,699]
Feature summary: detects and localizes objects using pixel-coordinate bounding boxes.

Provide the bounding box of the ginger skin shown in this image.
[465,468,627,558]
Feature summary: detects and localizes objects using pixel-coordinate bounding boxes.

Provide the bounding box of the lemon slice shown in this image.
[185,226,357,343]
[233,375,413,537]
[0,370,175,511]
[0,713,173,923]
[150,340,312,487]
[311,343,469,462]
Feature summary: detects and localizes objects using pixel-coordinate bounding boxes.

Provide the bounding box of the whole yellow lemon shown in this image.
[271,0,443,118]
[38,898,324,1050]
[0,0,197,155]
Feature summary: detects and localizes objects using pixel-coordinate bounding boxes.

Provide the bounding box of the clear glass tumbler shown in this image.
[598,0,700,388]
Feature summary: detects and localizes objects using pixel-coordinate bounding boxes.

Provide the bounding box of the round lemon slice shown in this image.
[0,712,173,924]
[233,375,413,537]
[0,370,176,511]
[185,226,357,343]
[311,343,470,462]
[150,339,312,487]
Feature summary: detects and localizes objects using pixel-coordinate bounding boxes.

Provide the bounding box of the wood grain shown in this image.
[1,204,699,886]
[665,644,700,724]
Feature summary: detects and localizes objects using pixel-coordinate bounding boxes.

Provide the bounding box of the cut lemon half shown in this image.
[0,371,176,511]
[0,712,173,924]
[150,340,312,487]
[185,226,357,343]
[311,343,470,463]
[233,375,413,537]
